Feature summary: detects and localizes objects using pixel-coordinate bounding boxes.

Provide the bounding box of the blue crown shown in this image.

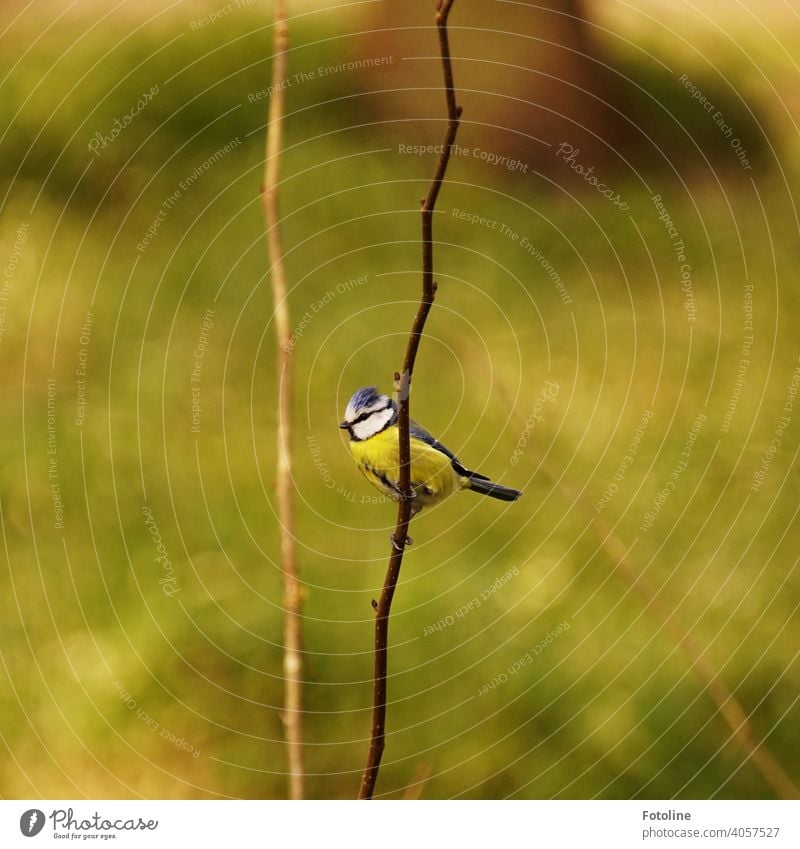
[348,386,384,410]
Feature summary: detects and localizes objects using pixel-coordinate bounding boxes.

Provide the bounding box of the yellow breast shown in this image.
[348,426,463,509]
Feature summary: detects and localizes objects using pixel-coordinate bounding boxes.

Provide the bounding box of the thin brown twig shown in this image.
[262,0,305,801]
[588,488,798,799]
[497,383,797,799]
[402,762,434,800]
[358,0,462,800]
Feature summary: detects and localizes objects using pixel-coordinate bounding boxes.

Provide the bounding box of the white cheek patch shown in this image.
[352,407,394,440]
[347,398,388,422]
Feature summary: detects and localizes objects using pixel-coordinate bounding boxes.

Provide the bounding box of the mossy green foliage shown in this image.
[0,3,798,799]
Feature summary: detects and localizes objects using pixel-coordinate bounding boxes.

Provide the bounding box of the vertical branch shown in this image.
[358,0,461,801]
[262,0,304,801]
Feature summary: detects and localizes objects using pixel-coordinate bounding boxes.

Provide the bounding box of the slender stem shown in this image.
[358,0,461,801]
[262,0,305,801]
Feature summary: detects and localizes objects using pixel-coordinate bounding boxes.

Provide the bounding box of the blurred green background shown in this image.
[1,0,799,799]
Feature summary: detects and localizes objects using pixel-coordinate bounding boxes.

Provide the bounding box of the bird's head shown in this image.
[340,387,397,441]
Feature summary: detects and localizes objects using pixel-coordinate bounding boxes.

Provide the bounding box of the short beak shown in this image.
[339,421,349,430]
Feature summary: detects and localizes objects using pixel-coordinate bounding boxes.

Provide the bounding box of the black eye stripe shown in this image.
[350,400,392,426]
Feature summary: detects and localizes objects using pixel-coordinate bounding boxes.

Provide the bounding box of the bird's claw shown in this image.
[390,534,414,551]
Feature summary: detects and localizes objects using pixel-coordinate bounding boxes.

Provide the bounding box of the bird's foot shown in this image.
[390,534,414,551]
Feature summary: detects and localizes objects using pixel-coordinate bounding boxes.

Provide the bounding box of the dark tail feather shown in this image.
[467,477,522,502]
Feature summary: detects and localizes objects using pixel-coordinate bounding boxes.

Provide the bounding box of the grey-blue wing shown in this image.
[409,419,490,481]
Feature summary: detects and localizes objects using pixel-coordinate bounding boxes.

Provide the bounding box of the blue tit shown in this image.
[339,386,522,515]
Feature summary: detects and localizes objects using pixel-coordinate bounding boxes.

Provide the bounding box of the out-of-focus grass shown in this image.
[1,2,799,799]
